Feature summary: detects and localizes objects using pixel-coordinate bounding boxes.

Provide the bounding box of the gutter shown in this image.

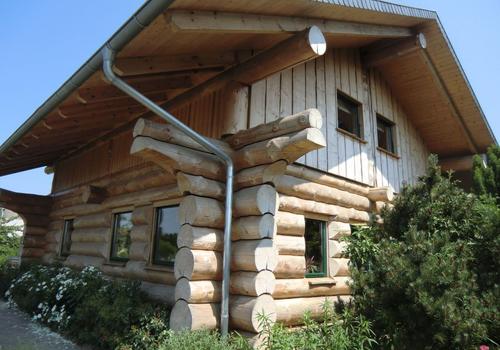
[102,46,234,336]
[0,0,175,155]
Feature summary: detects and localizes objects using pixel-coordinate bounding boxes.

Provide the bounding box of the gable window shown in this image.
[110,212,132,261]
[337,92,362,138]
[377,115,396,154]
[60,219,74,257]
[304,218,327,277]
[153,206,180,266]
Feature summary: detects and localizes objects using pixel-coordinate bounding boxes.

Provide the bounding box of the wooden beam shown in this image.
[362,33,427,68]
[165,10,412,38]
[417,49,478,154]
[77,75,192,103]
[439,155,477,172]
[114,52,237,76]
[162,26,326,110]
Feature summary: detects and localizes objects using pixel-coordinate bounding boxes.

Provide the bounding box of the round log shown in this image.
[273,277,351,299]
[170,300,220,331]
[21,247,45,258]
[25,225,49,236]
[70,242,108,258]
[328,221,351,240]
[178,195,225,228]
[275,175,371,211]
[129,242,150,261]
[275,234,305,256]
[275,295,352,326]
[71,228,110,243]
[130,225,150,242]
[22,236,46,249]
[174,247,222,280]
[275,211,305,236]
[234,161,287,190]
[368,187,394,202]
[73,212,111,229]
[64,255,104,269]
[125,261,177,284]
[231,239,278,272]
[132,205,153,225]
[141,281,176,306]
[177,225,223,251]
[233,184,278,217]
[177,172,225,200]
[330,258,350,277]
[175,278,221,303]
[230,270,276,297]
[230,294,276,333]
[274,255,305,278]
[232,214,276,241]
[329,240,347,258]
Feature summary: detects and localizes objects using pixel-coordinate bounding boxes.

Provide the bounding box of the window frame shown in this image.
[336,90,363,139]
[376,114,397,155]
[60,219,74,257]
[110,211,133,262]
[304,218,328,278]
[151,205,180,267]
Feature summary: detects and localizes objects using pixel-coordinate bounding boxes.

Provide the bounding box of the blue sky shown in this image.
[0,1,498,195]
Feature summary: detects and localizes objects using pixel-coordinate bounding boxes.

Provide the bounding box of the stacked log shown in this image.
[328,221,351,279]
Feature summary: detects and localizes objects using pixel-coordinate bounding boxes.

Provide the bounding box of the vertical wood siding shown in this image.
[249,48,429,191]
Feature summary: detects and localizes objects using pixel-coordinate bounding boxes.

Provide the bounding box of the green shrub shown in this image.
[472,144,500,200]
[0,213,22,264]
[6,265,169,350]
[0,262,19,296]
[345,155,499,349]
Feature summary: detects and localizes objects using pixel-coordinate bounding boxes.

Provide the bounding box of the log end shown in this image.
[308,26,327,56]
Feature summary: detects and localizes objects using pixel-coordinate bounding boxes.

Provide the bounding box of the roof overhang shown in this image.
[0,0,496,176]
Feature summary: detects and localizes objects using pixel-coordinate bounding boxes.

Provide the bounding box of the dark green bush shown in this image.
[0,213,22,264]
[0,262,19,296]
[345,155,499,349]
[6,265,169,350]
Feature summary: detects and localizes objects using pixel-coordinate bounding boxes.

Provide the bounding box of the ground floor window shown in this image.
[304,218,327,277]
[60,219,73,257]
[153,205,180,266]
[110,212,132,261]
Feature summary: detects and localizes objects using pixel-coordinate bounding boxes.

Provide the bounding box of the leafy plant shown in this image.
[346,155,499,349]
[472,144,500,201]
[0,212,23,264]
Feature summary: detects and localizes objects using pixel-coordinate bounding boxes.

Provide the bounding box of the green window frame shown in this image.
[304,218,328,278]
[110,211,133,261]
[60,219,74,257]
[152,205,180,266]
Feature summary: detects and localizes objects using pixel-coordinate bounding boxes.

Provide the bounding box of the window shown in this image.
[152,206,180,266]
[337,92,362,138]
[304,219,327,277]
[60,219,74,257]
[110,212,133,261]
[377,115,396,154]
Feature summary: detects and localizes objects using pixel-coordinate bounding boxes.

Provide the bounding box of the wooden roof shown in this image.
[0,0,495,175]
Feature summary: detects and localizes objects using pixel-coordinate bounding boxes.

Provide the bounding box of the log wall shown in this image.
[248,48,429,192]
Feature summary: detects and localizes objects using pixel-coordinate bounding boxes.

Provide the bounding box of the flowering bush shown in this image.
[6,264,169,350]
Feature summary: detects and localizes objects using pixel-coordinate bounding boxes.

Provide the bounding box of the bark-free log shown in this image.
[273,277,351,299]
[170,300,220,331]
[177,172,225,200]
[177,225,223,251]
[73,212,111,229]
[71,228,110,243]
[64,255,105,269]
[133,118,232,155]
[230,294,276,333]
[276,211,305,236]
[230,271,276,296]
[220,82,249,137]
[22,236,46,249]
[178,195,224,228]
[330,258,350,277]
[70,242,108,258]
[368,187,394,202]
[131,225,149,242]
[129,242,149,261]
[141,282,176,306]
[232,214,276,241]
[174,247,222,280]
[233,185,278,217]
[329,240,347,258]
[274,255,306,278]
[162,26,326,110]
[175,278,221,303]
[125,261,177,284]
[275,295,352,325]
[131,136,225,180]
[226,109,323,149]
[275,175,371,211]
[132,206,153,225]
[328,221,351,240]
[234,128,326,169]
[81,185,107,204]
[232,239,278,272]
[234,161,287,189]
[275,234,305,256]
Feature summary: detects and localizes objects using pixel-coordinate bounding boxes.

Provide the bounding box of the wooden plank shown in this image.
[265,72,281,122]
[325,49,338,175]
[316,56,328,171]
[166,10,413,38]
[249,80,266,127]
[280,69,293,118]
[293,63,306,164]
[305,60,318,168]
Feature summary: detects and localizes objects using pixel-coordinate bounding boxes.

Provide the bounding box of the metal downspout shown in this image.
[101,46,234,336]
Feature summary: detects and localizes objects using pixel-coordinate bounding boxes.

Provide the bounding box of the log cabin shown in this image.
[0,0,496,342]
